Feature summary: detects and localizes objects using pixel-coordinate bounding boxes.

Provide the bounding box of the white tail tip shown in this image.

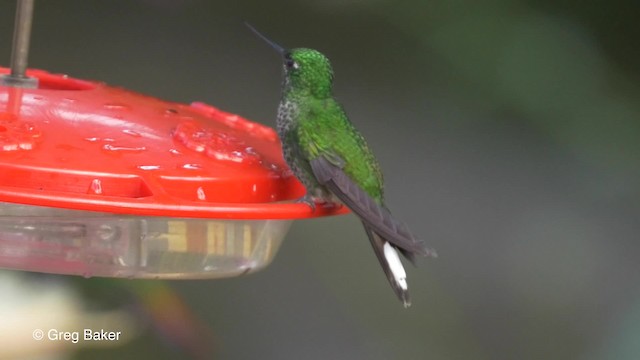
[383,242,408,291]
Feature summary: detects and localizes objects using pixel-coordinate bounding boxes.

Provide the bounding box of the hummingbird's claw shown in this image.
[296,194,316,212]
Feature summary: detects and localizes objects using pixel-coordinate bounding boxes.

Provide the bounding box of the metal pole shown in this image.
[1,0,38,88]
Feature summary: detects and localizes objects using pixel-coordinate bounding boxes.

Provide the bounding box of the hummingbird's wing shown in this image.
[362,220,411,307]
[309,155,436,258]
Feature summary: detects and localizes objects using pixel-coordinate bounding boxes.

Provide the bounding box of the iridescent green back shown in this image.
[297,97,385,202]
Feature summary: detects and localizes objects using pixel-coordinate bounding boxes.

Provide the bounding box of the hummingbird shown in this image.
[246,23,437,307]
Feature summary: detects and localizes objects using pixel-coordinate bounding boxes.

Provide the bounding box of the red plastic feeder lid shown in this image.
[0,67,347,220]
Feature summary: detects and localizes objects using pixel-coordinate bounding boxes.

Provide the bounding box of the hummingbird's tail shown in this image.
[310,155,436,306]
[362,222,411,307]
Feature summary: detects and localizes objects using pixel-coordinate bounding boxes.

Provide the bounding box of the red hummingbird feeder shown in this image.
[0,0,346,279]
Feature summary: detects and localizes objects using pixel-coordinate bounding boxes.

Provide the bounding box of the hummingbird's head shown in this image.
[283,48,334,98]
[245,23,334,98]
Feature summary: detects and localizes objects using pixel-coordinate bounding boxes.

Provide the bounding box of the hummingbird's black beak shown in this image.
[244,22,287,56]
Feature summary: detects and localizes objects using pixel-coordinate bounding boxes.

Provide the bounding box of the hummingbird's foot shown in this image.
[296,195,316,212]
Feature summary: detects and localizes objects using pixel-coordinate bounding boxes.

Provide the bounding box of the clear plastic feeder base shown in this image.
[0,203,290,279]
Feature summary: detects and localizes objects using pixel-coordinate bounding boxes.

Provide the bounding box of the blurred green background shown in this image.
[1,0,639,359]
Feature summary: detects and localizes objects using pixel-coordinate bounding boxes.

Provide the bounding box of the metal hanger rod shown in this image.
[10,0,35,78]
[2,0,37,88]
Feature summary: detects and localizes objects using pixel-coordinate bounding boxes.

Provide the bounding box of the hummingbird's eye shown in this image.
[283,51,299,70]
[285,58,298,70]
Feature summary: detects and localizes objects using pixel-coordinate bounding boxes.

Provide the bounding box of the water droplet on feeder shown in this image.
[88,179,103,195]
[181,163,202,170]
[102,144,147,153]
[137,165,161,171]
[103,102,131,111]
[122,129,142,137]
[197,186,206,201]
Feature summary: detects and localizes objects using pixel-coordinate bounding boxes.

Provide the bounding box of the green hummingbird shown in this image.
[246,23,437,307]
